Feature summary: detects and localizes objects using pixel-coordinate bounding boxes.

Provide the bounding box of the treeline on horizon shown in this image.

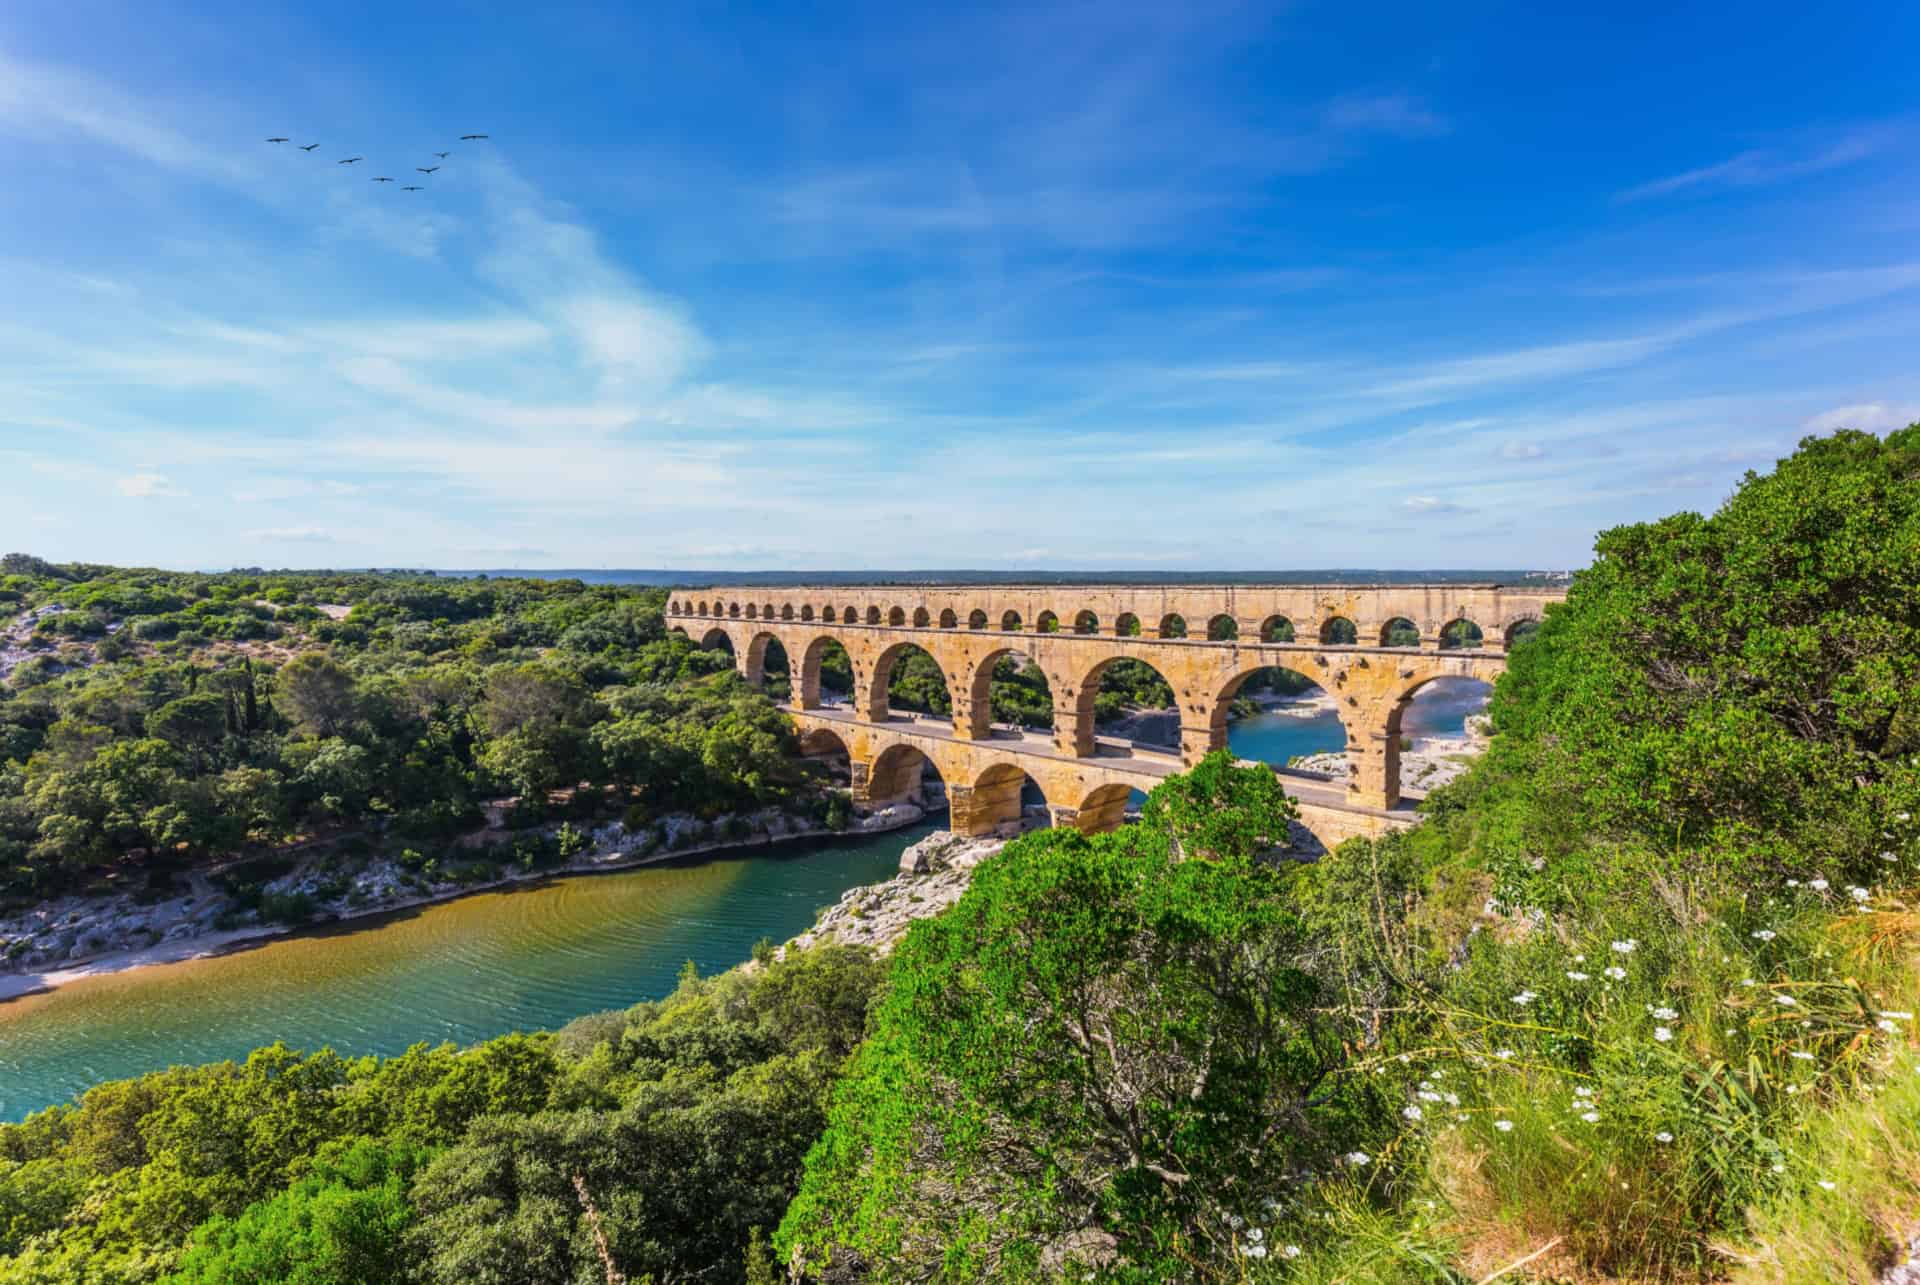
[2,426,1919,1283]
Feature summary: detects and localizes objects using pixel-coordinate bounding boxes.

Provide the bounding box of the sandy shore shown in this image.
[0,806,928,1005]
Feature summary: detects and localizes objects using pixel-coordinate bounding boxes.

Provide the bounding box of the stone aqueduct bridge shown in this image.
[667,584,1564,847]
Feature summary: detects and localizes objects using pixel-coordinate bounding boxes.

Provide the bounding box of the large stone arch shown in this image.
[866,639,955,723]
[1060,781,1134,833]
[868,741,939,807]
[957,644,1059,739]
[742,630,784,684]
[1065,652,1183,756]
[796,633,858,710]
[952,760,1047,837]
[699,626,734,653]
[1204,658,1345,759]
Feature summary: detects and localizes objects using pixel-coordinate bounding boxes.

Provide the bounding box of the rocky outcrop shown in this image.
[784,831,1008,956]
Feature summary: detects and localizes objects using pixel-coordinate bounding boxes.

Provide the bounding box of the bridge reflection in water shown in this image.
[669,583,1563,849]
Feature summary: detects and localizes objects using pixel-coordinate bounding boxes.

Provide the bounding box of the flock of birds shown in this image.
[263,133,490,191]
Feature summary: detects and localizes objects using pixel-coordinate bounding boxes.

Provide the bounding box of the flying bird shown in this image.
[432,151,450,159]
[416,166,439,174]
[266,137,289,143]
[459,133,489,140]
[401,185,422,191]
[372,175,394,182]
[338,156,363,164]
[299,143,320,152]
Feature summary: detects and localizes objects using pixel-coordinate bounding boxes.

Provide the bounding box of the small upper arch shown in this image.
[969,609,989,630]
[866,606,882,626]
[1115,612,1141,637]
[1035,610,1059,634]
[800,604,815,621]
[1380,617,1421,647]
[888,606,907,627]
[727,601,742,618]
[913,606,931,627]
[1158,613,1187,639]
[1318,616,1357,645]
[1073,610,1099,635]
[939,608,959,628]
[1260,615,1295,643]
[781,604,795,621]
[1505,617,1542,647]
[1001,610,1023,632]
[1206,613,1237,642]
[1439,618,1484,650]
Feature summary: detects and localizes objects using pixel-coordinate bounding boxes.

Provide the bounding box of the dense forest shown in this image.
[0,567,826,904]
[3,427,1919,1282]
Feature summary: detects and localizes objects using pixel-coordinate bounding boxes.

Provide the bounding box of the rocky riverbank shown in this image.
[1292,713,1492,793]
[0,800,926,1001]
[783,830,1009,956]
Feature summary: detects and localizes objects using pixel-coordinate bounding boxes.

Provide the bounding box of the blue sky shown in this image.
[2,0,1917,571]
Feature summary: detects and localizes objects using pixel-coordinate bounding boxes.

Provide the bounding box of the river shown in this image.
[0,682,1487,1122]
[0,824,932,1121]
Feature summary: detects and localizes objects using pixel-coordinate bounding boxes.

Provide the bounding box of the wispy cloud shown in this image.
[115,473,186,498]
[1617,126,1898,202]
[1803,402,1920,434]
[1323,93,1449,138]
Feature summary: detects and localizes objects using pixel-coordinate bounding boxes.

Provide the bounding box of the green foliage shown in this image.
[782,760,1376,1280]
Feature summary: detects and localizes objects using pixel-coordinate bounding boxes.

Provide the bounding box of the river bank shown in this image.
[0,800,927,1004]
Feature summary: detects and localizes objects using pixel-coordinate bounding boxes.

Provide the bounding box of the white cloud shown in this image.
[115,473,184,498]
[1500,441,1546,460]
[1618,127,1896,202]
[1802,402,1920,434]
[1400,495,1472,516]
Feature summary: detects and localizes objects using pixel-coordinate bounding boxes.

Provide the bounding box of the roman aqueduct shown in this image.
[668,584,1564,847]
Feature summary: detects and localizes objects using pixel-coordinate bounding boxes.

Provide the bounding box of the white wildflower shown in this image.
[1849,886,1870,903]
[1655,1131,1673,1143]
[1809,878,1829,891]
[1771,1163,1785,1174]
[1573,1086,1593,1097]
[1605,966,1627,980]
[1879,1019,1899,1034]
[1580,1111,1600,1123]
[1751,930,1777,941]
[1244,1243,1268,1260]
[1611,940,1637,954]
[1496,1049,1515,1060]
[1418,1090,1443,1103]
[1345,1151,1370,1166]
[1510,989,1538,1006]
[1494,1119,1514,1132]
[1819,1180,1837,1191]
[1790,1050,1815,1060]
[1283,1245,1301,1259]
[1879,1011,1914,1021]
[1775,995,1797,1007]
[1786,879,1800,887]
[1654,1026,1673,1043]
[1567,971,1590,981]
[1649,1006,1678,1020]
[1403,1105,1423,1121]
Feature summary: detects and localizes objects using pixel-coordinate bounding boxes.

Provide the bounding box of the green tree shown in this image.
[274,655,360,739]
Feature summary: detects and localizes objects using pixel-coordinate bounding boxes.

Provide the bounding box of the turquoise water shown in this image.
[0,825,932,1121]
[1226,677,1487,767]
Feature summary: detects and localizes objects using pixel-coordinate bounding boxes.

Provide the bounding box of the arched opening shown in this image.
[865,606,882,626]
[866,742,947,816]
[1506,618,1541,648]
[797,635,854,709]
[1260,615,1295,643]
[1075,655,1177,753]
[938,608,958,628]
[744,632,791,694]
[1158,613,1187,639]
[1000,610,1022,632]
[1035,611,1059,634]
[1319,616,1357,645]
[727,602,741,618]
[1206,614,1237,641]
[745,603,759,619]
[1380,617,1421,647]
[700,627,734,655]
[961,649,1055,737]
[801,605,815,622]
[956,762,1051,837]
[695,601,708,616]
[1379,676,1496,802]
[820,606,838,624]
[1068,782,1135,834]
[888,606,906,627]
[780,604,794,621]
[837,606,856,625]
[870,642,952,723]
[1115,613,1141,637]
[1438,618,1483,650]
[1214,664,1340,770]
[912,607,931,628]
[968,609,989,630]
[1073,610,1099,635]
[798,726,851,788]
